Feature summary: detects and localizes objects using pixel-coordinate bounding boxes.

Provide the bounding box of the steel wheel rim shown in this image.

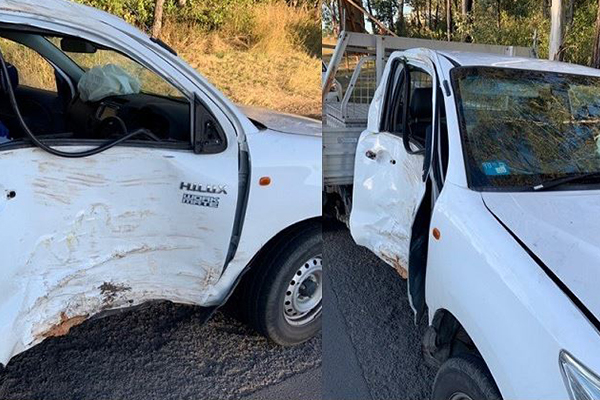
[283,255,322,326]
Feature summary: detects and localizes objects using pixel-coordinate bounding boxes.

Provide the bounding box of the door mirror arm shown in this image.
[194,97,227,154]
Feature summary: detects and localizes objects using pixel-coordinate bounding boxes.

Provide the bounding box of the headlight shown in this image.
[560,351,600,400]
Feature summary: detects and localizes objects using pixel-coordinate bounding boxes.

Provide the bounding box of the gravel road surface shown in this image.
[323,221,436,400]
[0,302,321,400]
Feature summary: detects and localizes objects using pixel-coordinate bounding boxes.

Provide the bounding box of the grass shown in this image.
[158,2,322,118]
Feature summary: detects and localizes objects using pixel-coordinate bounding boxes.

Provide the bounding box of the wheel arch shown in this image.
[222,216,322,305]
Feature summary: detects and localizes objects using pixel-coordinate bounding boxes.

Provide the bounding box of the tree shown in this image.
[152,0,165,38]
[367,0,378,32]
[434,0,440,30]
[461,0,472,19]
[461,0,473,41]
[542,0,550,18]
[496,0,501,29]
[446,0,452,40]
[397,0,405,35]
[549,0,564,60]
[593,0,600,67]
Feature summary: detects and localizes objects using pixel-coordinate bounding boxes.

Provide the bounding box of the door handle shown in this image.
[365,150,377,160]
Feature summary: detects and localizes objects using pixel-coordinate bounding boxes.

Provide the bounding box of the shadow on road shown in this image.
[323,220,436,400]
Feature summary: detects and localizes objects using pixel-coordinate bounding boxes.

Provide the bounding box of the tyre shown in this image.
[432,354,502,400]
[242,223,322,345]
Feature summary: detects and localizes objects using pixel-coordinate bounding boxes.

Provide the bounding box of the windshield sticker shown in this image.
[482,161,510,176]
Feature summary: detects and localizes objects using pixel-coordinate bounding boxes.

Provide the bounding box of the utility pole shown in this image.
[549,0,564,60]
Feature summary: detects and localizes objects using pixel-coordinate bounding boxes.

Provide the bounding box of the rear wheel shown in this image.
[432,354,502,400]
[242,223,322,345]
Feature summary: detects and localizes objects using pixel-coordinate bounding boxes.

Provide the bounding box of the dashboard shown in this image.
[67,93,191,142]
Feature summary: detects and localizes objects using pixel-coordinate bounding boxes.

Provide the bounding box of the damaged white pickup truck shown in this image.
[0,0,321,366]
[348,49,600,399]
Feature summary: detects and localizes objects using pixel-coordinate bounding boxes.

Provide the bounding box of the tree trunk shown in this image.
[461,0,472,41]
[461,0,471,18]
[428,0,432,29]
[367,0,377,33]
[549,0,564,60]
[542,0,550,18]
[397,0,405,35]
[496,0,501,29]
[152,0,165,38]
[565,0,574,27]
[435,0,439,30]
[446,0,452,41]
[389,1,395,31]
[592,0,600,67]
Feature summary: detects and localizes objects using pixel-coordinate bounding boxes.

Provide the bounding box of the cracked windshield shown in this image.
[454,67,600,190]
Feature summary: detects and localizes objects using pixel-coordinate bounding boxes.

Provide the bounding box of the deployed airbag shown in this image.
[78,64,140,102]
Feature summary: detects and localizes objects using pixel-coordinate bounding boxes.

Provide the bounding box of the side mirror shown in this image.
[61,38,97,54]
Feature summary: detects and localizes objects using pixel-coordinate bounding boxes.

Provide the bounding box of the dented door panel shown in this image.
[350,51,437,280]
[0,145,238,364]
[350,131,426,277]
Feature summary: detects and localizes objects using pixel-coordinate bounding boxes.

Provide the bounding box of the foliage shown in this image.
[369,0,398,30]
[76,0,316,32]
[68,0,321,117]
[322,0,600,67]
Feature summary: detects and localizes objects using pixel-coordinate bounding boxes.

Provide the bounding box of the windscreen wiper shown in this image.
[533,171,600,191]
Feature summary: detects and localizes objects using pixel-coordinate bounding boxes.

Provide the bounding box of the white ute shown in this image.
[337,46,600,398]
[0,0,322,366]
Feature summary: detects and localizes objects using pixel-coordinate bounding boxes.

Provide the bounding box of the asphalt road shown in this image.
[323,221,436,400]
[0,302,321,400]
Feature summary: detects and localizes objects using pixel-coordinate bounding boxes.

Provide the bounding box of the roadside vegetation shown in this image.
[323,0,600,68]
[74,0,322,118]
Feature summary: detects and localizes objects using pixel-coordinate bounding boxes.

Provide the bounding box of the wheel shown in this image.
[432,354,502,400]
[242,223,322,345]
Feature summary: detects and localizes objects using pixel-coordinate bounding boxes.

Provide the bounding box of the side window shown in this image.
[380,59,405,133]
[431,87,449,185]
[406,69,433,149]
[0,38,57,92]
[381,62,434,149]
[50,37,183,99]
[0,33,195,149]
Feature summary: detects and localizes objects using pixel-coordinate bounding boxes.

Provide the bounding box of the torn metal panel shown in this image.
[349,130,426,279]
[350,51,437,281]
[0,146,238,365]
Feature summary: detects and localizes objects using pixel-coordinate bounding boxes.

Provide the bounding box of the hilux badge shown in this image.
[180,182,228,195]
